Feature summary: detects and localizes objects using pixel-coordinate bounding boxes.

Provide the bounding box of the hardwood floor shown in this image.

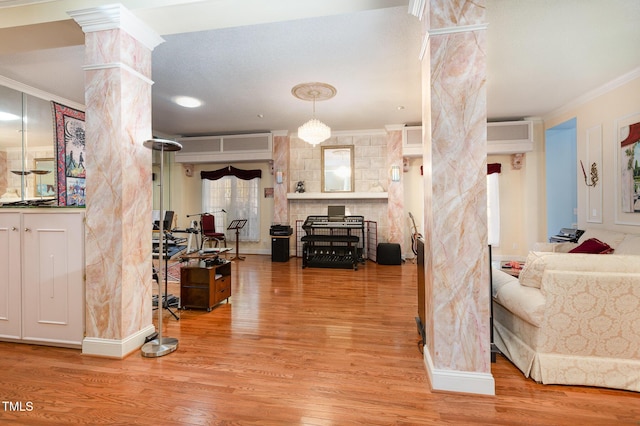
[1,255,638,425]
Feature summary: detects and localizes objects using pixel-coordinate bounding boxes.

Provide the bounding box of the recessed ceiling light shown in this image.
[0,111,20,121]
[173,96,202,108]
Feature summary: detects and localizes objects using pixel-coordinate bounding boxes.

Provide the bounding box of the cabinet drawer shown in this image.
[181,267,212,285]
[215,276,231,301]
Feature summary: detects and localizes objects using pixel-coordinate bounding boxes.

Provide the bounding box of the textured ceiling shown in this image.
[0,0,638,140]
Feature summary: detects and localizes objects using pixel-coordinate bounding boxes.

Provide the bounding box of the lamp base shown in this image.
[141,337,179,358]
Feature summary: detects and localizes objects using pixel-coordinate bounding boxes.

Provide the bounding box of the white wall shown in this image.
[488,120,546,261]
[492,69,640,262]
[546,69,640,233]
[168,159,275,254]
[403,157,423,260]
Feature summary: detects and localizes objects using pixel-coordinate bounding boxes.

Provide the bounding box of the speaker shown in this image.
[271,237,290,262]
[377,243,401,265]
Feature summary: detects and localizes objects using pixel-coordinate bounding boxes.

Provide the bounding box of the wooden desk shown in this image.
[179,247,231,263]
[180,261,231,311]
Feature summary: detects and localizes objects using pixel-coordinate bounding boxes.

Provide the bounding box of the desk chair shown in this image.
[200,213,227,249]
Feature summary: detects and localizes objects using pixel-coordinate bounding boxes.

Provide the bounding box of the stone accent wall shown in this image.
[289,132,388,194]
[288,131,392,250]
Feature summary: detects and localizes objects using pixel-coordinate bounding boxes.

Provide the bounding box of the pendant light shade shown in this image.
[298,118,331,146]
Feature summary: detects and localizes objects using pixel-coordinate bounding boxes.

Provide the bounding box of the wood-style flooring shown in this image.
[1,255,638,425]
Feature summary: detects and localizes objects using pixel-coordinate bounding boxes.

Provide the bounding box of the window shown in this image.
[487,172,500,246]
[202,175,260,241]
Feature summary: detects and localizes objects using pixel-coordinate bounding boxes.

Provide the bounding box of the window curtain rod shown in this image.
[201,165,262,181]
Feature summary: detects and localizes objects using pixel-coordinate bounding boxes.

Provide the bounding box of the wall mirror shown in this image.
[33,158,55,198]
[0,84,57,204]
[322,145,354,192]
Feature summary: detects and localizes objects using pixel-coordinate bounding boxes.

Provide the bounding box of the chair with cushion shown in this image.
[200,213,227,249]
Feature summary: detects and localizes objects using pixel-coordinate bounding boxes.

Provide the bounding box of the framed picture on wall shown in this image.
[53,102,86,206]
[615,112,640,225]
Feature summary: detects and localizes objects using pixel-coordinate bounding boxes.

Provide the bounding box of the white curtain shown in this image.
[202,176,260,242]
[487,172,500,246]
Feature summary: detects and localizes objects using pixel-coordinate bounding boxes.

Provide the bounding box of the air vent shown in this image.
[175,133,272,163]
[402,126,422,157]
[487,121,533,154]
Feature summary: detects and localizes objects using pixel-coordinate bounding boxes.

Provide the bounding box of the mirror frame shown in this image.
[321,145,354,193]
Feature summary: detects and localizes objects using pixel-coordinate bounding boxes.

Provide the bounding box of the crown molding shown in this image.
[428,23,488,37]
[82,62,154,86]
[68,4,164,51]
[419,23,488,60]
[545,66,640,121]
[408,0,425,19]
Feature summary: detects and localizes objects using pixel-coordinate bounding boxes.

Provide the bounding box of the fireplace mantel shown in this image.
[287,192,388,200]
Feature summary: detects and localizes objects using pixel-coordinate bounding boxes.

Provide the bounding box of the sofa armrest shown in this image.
[538,268,640,359]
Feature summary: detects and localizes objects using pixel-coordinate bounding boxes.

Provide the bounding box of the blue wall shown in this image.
[545,118,577,239]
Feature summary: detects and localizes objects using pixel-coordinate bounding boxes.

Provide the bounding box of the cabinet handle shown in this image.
[24,228,31,232]
[11,226,17,231]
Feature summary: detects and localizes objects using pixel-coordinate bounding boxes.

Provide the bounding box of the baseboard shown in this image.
[82,324,156,358]
[423,345,495,396]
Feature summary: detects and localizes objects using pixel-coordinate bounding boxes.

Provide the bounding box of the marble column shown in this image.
[421,0,494,394]
[386,128,404,247]
[272,132,290,225]
[70,5,164,357]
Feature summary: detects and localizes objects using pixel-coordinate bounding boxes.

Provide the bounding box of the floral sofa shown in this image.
[492,229,640,392]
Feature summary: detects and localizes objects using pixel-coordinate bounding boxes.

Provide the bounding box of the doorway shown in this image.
[545,118,577,239]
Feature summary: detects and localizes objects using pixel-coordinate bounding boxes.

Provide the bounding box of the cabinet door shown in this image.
[22,212,84,345]
[0,213,21,339]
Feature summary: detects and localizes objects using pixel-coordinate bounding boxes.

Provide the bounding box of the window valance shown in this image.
[487,163,501,175]
[201,166,262,181]
[621,122,640,147]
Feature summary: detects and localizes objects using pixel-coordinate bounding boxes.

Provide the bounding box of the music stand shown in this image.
[227,219,247,261]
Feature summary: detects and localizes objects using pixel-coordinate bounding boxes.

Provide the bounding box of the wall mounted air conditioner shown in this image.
[174,133,273,163]
[487,120,533,154]
[402,125,422,157]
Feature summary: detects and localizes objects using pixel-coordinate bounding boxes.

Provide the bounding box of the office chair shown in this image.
[200,213,227,249]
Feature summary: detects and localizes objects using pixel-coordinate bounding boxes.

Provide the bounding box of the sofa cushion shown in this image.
[579,229,626,249]
[569,238,614,254]
[494,278,545,327]
[491,268,518,298]
[615,233,640,255]
[519,251,553,289]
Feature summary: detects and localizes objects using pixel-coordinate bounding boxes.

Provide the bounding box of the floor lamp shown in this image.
[141,138,182,358]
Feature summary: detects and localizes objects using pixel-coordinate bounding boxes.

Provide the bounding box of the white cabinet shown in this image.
[0,210,84,347]
[0,212,21,340]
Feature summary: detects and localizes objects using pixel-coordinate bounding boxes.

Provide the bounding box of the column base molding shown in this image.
[423,346,495,396]
[82,324,155,358]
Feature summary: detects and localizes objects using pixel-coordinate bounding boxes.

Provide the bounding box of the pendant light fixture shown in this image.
[292,82,336,146]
